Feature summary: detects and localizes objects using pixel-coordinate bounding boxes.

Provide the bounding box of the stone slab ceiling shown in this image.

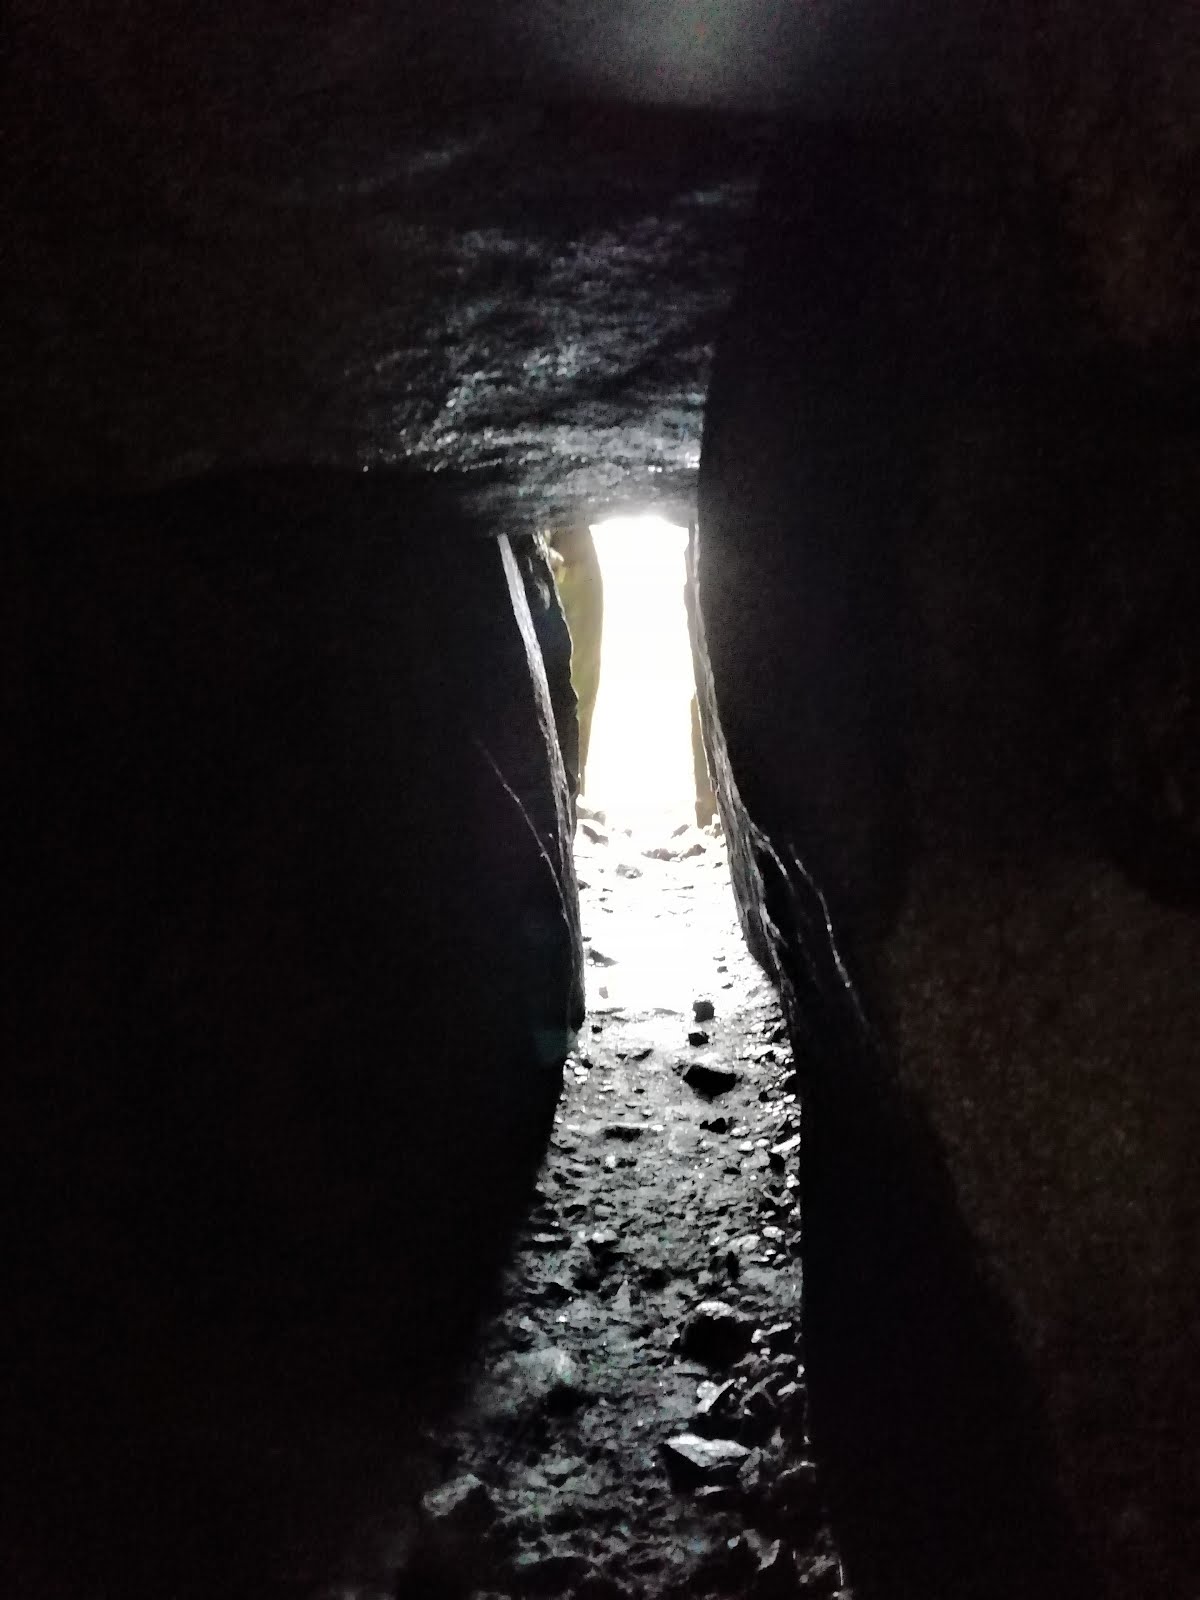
[4,52,764,534]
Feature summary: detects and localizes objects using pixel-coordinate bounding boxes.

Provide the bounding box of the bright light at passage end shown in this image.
[584,515,696,830]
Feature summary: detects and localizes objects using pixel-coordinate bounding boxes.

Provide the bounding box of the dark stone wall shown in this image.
[3,468,581,1332]
[696,114,1199,1600]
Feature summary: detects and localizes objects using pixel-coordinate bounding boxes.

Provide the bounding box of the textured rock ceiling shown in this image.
[5,50,765,534]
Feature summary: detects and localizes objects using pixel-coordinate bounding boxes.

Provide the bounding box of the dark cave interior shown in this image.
[3,4,1198,1598]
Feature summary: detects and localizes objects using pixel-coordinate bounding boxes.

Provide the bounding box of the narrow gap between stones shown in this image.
[401,522,848,1598]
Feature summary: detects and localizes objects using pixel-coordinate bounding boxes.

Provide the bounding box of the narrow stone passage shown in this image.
[400,821,848,1598]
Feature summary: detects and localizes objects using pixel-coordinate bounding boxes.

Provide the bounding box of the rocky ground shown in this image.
[395,818,849,1600]
[1,815,848,1600]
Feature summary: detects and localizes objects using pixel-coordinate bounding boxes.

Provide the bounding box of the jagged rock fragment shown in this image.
[694,1378,738,1431]
[769,1461,820,1518]
[693,1483,742,1508]
[684,1061,740,1097]
[509,1346,586,1411]
[662,1432,752,1484]
[794,1552,842,1594]
[767,1135,800,1168]
[682,1299,755,1365]
[751,1536,798,1597]
[420,1473,494,1532]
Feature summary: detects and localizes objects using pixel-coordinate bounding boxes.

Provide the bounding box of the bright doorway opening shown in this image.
[583,514,697,832]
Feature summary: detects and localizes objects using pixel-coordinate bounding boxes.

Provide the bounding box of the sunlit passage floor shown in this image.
[395,820,850,1598]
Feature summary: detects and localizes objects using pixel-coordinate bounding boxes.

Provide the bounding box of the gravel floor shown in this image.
[395,819,849,1599]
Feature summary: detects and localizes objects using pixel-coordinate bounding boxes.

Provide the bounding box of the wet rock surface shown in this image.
[3,45,763,531]
[394,825,846,1599]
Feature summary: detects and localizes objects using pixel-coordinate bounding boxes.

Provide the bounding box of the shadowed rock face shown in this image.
[697,109,1198,1600]
[3,469,581,1326]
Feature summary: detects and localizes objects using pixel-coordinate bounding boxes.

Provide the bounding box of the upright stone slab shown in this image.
[3,467,582,1319]
[697,116,1199,1600]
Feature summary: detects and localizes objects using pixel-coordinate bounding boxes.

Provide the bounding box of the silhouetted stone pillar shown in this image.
[3,467,582,1323]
